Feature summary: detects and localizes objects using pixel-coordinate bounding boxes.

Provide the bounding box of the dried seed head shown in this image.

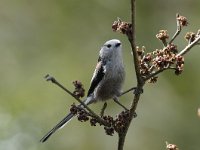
[167,43,178,54]
[73,80,85,98]
[136,46,145,57]
[175,56,184,75]
[176,55,184,64]
[185,32,196,43]
[112,18,132,35]
[70,103,90,122]
[112,20,119,31]
[77,109,89,122]
[70,103,79,115]
[77,113,89,122]
[148,76,158,83]
[114,110,130,133]
[143,53,152,62]
[177,14,188,26]
[156,30,169,41]
[103,115,114,124]
[90,118,98,126]
[166,143,179,150]
[104,126,114,136]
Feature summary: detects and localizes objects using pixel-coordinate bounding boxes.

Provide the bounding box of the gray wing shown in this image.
[87,57,106,97]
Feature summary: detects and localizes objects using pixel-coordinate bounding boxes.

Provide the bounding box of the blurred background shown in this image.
[0,0,200,150]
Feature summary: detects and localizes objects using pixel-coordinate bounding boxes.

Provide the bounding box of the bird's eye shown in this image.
[115,43,121,47]
[107,44,111,48]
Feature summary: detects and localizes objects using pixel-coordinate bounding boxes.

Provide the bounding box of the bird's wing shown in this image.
[87,57,106,97]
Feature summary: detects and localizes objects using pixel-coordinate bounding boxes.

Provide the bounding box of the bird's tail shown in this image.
[40,97,93,143]
[40,112,75,142]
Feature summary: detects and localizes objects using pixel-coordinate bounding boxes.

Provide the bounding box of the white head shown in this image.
[100,39,122,59]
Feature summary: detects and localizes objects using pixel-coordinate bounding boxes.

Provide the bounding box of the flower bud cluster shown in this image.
[113,110,130,133]
[166,143,179,150]
[70,104,131,136]
[156,30,169,41]
[70,104,89,122]
[175,56,184,75]
[72,80,85,98]
[102,115,114,135]
[177,14,188,26]
[112,18,132,35]
[185,30,200,44]
[137,42,184,82]
[103,110,131,135]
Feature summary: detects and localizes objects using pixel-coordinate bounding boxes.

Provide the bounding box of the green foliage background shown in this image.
[0,0,200,150]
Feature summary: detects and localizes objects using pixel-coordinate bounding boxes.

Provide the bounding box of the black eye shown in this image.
[115,43,121,47]
[107,44,111,48]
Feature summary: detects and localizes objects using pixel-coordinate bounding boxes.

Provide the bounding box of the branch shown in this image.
[169,13,182,44]
[177,34,200,57]
[120,87,136,96]
[142,33,200,82]
[115,9,199,149]
[144,68,166,81]
[129,1,143,85]
[117,0,145,150]
[44,74,110,126]
[144,67,176,81]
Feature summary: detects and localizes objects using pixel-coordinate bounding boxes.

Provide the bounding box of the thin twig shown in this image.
[162,39,168,47]
[169,13,181,44]
[113,97,128,110]
[120,87,136,96]
[145,67,176,81]
[144,68,166,81]
[177,35,200,56]
[45,74,88,108]
[44,74,109,126]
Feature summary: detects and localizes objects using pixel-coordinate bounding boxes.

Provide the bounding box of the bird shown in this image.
[40,39,125,142]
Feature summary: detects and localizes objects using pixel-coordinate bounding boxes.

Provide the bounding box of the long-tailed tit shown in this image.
[40,39,125,142]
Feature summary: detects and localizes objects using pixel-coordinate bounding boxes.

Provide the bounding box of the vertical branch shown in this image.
[129,0,143,85]
[117,0,145,150]
[118,133,126,150]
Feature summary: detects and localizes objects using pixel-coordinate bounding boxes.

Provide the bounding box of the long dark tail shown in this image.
[40,112,75,142]
[40,97,92,143]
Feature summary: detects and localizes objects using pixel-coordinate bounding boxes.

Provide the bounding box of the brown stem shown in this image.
[129,0,142,85]
[117,0,145,150]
